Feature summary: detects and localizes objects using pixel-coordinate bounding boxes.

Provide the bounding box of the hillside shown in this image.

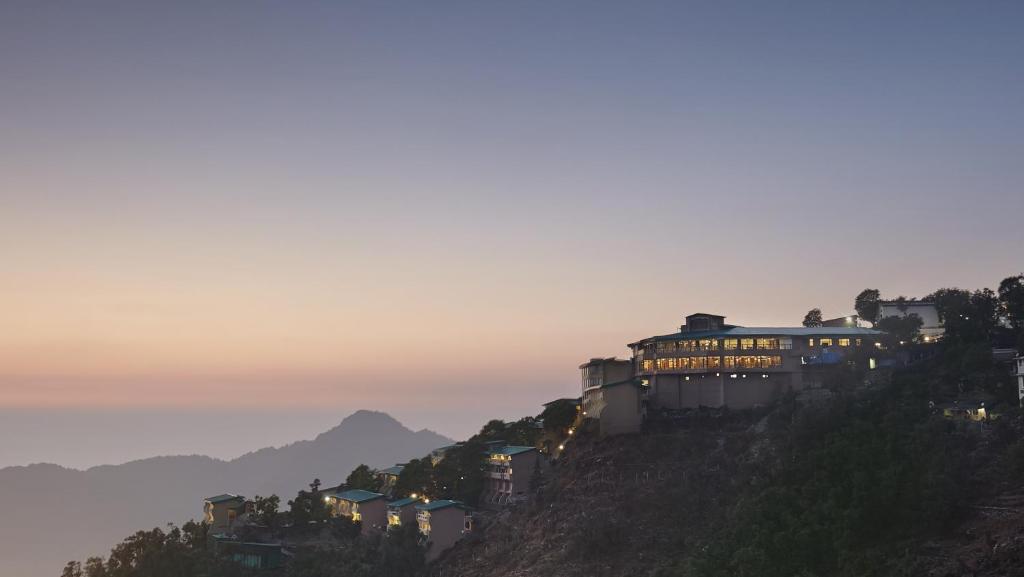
[0,410,451,577]
[432,369,1024,577]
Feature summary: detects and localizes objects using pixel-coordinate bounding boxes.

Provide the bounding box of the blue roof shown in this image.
[631,326,881,345]
[205,493,245,504]
[415,499,467,512]
[379,465,405,476]
[332,489,385,503]
[387,497,419,508]
[492,445,536,456]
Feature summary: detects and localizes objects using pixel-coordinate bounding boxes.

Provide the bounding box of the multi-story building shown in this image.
[325,489,388,534]
[415,500,472,560]
[877,300,944,339]
[482,445,541,506]
[1016,354,1024,408]
[203,494,249,536]
[579,358,646,436]
[631,313,881,410]
[386,496,420,529]
[377,464,404,496]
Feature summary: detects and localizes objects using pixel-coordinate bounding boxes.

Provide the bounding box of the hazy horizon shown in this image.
[3,0,1023,469]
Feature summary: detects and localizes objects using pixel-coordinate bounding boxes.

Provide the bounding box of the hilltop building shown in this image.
[387,496,421,528]
[377,464,404,496]
[632,313,881,411]
[1017,354,1024,408]
[325,489,387,534]
[203,494,249,536]
[482,445,542,506]
[877,300,944,339]
[415,500,472,560]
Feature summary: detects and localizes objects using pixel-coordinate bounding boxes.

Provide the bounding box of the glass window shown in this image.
[808,338,815,347]
[723,339,738,351]
[698,338,719,351]
[779,337,793,350]
[678,357,690,369]
[656,341,676,353]
[723,356,736,369]
[641,359,653,372]
[740,338,755,350]
[756,338,777,349]
[838,338,851,347]
[707,356,722,369]
[690,356,706,370]
[819,338,833,347]
[855,338,862,346]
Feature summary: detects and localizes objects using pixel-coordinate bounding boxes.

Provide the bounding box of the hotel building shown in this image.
[631,313,881,410]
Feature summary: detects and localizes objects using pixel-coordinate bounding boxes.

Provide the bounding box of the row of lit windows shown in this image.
[651,337,795,353]
[809,338,860,347]
[644,355,783,371]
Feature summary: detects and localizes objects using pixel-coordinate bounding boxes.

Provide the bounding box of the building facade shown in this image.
[631,313,881,411]
[387,496,420,529]
[203,494,249,536]
[415,500,472,560]
[482,445,541,506]
[326,489,388,534]
[1017,354,1024,408]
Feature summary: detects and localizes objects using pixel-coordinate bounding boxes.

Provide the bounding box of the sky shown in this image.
[1,0,1023,468]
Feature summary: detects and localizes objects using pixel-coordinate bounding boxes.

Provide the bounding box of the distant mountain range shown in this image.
[0,410,453,577]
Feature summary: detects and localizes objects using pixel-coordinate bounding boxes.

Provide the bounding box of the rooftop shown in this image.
[205,493,245,504]
[630,326,881,345]
[601,378,644,390]
[387,497,420,508]
[415,499,467,512]
[331,489,385,503]
[491,445,536,456]
[379,465,405,476]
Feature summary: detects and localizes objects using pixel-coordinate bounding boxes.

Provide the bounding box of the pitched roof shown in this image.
[379,465,405,476]
[415,499,467,512]
[491,445,536,456]
[332,489,385,503]
[542,397,581,407]
[630,326,881,345]
[387,497,420,508]
[205,493,245,504]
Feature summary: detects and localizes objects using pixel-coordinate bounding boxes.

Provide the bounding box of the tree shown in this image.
[540,399,577,433]
[802,308,823,327]
[250,494,280,528]
[928,287,999,344]
[854,289,881,325]
[998,274,1024,335]
[345,464,380,492]
[876,314,923,348]
[288,479,330,526]
[393,458,433,499]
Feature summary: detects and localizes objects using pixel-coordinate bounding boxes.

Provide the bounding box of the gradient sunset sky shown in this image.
[2,1,1023,465]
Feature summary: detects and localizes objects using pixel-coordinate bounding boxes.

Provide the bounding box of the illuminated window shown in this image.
[740,338,755,350]
[723,356,736,369]
[808,339,815,347]
[656,341,676,353]
[723,339,738,351]
[819,338,833,347]
[737,356,758,369]
[707,356,722,369]
[756,338,778,350]
[698,339,718,351]
[678,357,690,369]
[690,356,707,370]
[678,340,695,352]
[855,338,862,346]
[641,360,654,372]
[838,338,851,347]
[779,337,793,350]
